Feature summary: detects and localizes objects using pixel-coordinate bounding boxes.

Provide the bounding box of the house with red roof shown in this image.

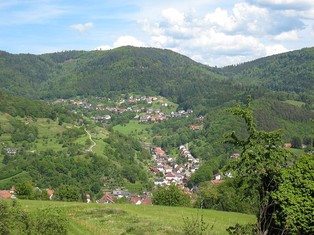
[163,165,172,173]
[0,190,13,199]
[130,196,152,205]
[46,189,54,200]
[97,193,115,204]
[189,125,202,131]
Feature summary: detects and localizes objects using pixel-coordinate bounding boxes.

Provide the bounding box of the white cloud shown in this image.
[265,44,288,56]
[273,30,298,41]
[136,1,312,66]
[162,8,185,25]
[253,0,314,9]
[204,8,237,32]
[71,22,94,33]
[113,35,145,47]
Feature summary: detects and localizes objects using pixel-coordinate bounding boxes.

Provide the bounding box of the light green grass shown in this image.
[0,133,12,142]
[288,148,305,156]
[113,120,153,142]
[35,118,67,137]
[35,139,64,152]
[18,200,255,235]
[151,97,178,114]
[283,100,305,107]
[0,112,13,121]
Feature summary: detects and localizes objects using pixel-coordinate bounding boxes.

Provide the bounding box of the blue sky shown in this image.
[0,0,313,66]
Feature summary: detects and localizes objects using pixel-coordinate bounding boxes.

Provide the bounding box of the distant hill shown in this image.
[221,47,314,105]
[1,46,313,111]
[0,47,249,110]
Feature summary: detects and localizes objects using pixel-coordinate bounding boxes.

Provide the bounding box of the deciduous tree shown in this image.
[225,97,292,234]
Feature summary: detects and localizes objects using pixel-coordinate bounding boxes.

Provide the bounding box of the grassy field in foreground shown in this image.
[19,200,255,235]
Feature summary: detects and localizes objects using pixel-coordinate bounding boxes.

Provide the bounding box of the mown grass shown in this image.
[18,200,256,235]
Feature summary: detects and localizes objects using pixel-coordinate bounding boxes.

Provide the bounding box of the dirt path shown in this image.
[84,128,96,152]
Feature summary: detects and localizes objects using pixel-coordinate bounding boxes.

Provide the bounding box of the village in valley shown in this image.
[0,94,229,204]
[60,94,203,128]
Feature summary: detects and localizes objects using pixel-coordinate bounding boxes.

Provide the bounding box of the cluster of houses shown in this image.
[66,96,201,121]
[139,108,196,123]
[150,145,200,188]
[58,96,204,126]
[4,148,18,155]
[126,95,159,105]
[0,187,55,200]
[96,189,152,205]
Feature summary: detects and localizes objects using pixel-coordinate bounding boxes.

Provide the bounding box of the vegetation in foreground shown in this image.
[224,98,314,235]
[1,199,255,235]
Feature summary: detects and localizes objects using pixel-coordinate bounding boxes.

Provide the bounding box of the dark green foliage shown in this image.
[225,98,292,234]
[195,180,258,214]
[272,155,314,235]
[55,185,80,202]
[291,136,302,148]
[226,223,258,235]
[152,184,191,207]
[0,90,53,118]
[222,47,314,104]
[188,164,213,187]
[0,200,68,234]
[15,181,33,199]
[10,119,38,143]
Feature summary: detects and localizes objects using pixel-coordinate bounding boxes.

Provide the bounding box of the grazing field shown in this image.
[113,120,153,142]
[283,100,305,108]
[19,200,256,235]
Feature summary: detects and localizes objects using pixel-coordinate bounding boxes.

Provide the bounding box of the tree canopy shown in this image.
[225,97,313,235]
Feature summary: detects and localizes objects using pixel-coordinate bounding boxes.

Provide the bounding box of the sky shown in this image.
[0,0,313,67]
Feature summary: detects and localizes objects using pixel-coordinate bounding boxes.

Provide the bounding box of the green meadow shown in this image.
[19,200,256,235]
[113,120,153,142]
[283,100,305,108]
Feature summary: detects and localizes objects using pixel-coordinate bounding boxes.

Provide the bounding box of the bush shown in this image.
[0,200,68,234]
[182,211,214,235]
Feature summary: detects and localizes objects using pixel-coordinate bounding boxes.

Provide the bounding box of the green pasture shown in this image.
[18,200,255,235]
[0,112,12,121]
[151,97,178,114]
[35,118,65,137]
[283,100,305,107]
[113,120,153,142]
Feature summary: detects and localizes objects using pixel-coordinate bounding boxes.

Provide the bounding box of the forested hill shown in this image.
[0,46,313,110]
[0,47,247,112]
[221,47,314,101]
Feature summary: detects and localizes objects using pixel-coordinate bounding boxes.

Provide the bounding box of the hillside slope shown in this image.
[221,47,314,105]
[1,46,313,110]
